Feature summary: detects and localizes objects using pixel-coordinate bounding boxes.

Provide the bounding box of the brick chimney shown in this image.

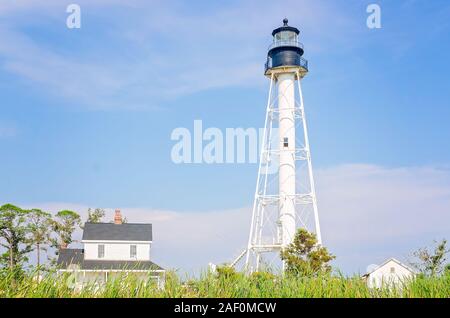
[114,209,122,225]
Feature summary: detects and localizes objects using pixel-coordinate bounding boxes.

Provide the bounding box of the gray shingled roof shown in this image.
[58,248,84,266]
[57,249,163,271]
[82,222,152,241]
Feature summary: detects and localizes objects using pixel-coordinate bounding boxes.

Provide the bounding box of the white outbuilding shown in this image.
[363,258,416,289]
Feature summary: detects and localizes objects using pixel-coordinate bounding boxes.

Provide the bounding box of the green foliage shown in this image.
[0,269,448,298]
[249,271,276,290]
[0,204,32,272]
[280,228,335,277]
[216,265,240,281]
[51,210,81,248]
[0,205,83,273]
[445,264,450,276]
[1,203,448,300]
[27,209,52,268]
[86,208,105,224]
[0,204,83,273]
[250,271,276,282]
[411,239,449,277]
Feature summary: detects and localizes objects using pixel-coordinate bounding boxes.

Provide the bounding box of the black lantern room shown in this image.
[265,19,308,74]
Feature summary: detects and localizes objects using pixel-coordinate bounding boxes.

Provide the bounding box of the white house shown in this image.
[57,209,165,288]
[363,258,416,289]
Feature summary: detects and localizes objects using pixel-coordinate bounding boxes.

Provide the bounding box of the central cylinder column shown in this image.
[278,72,296,247]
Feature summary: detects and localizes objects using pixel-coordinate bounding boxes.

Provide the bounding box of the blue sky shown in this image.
[1,0,450,274]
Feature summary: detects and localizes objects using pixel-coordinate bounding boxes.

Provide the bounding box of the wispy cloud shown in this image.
[20,164,450,275]
[0,0,361,110]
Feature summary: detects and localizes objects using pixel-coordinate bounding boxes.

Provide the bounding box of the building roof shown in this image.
[58,248,84,266]
[272,19,300,36]
[57,248,164,271]
[363,257,416,277]
[82,222,152,242]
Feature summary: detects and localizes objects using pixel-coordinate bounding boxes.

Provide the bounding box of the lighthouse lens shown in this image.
[275,31,297,42]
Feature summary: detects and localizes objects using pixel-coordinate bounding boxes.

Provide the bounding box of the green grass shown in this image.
[0,270,448,298]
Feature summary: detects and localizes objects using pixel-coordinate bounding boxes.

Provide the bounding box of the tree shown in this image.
[121,216,128,224]
[280,229,335,276]
[0,204,32,272]
[51,210,81,249]
[86,208,105,223]
[27,209,52,270]
[411,239,449,277]
[215,265,240,281]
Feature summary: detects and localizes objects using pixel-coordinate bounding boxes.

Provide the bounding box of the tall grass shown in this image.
[0,270,448,298]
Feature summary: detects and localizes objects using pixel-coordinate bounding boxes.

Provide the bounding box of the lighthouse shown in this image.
[269,19,302,248]
[232,19,322,273]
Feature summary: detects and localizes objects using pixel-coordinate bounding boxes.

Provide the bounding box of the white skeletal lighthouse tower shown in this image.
[233,19,322,273]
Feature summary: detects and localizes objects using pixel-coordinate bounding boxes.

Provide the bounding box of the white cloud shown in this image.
[19,164,450,275]
[0,0,362,110]
[316,164,450,274]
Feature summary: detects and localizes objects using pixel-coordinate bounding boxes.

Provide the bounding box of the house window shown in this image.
[98,244,105,258]
[283,137,289,148]
[130,245,137,259]
[390,267,395,274]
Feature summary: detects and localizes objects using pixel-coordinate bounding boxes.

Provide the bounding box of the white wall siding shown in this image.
[84,242,151,261]
[366,260,414,289]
